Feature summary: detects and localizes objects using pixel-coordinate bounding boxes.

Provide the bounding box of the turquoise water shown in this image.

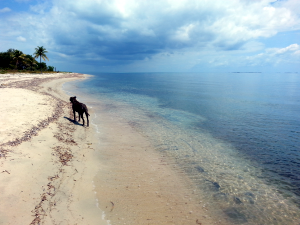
[64,72,300,224]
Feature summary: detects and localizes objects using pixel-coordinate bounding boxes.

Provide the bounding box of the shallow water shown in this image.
[64,72,300,224]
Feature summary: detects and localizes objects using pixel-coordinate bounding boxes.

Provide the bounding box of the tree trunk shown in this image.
[40,56,42,74]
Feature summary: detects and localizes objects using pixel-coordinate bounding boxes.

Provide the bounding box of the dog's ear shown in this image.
[74,96,76,98]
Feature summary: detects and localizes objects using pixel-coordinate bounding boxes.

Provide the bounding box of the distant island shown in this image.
[232,72,261,73]
[232,72,299,74]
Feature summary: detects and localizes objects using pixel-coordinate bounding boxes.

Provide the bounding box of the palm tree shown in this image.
[11,50,26,70]
[34,46,49,73]
[25,55,37,71]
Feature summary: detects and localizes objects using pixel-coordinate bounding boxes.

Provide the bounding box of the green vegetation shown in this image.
[0,47,55,73]
[48,66,54,71]
[12,50,26,70]
[34,46,49,73]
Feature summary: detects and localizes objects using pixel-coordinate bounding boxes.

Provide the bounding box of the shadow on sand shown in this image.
[64,116,84,126]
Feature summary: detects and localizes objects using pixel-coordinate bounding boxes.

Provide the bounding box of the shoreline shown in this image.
[64,78,228,225]
[0,72,224,225]
[91,106,222,225]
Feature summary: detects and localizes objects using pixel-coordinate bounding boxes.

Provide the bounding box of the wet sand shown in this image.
[92,106,225,225]
[0,72,225,225]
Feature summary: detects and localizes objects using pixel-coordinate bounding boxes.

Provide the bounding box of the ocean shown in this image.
[63,72,300,224]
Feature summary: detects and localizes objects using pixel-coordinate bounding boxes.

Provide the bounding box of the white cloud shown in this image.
[273,0,300,15]
[270,43,300,55]
[30,2,52,14]
[0,7,11,13]
[16,36,26,42]
[57,52,68,58]
[173,23,196,42]
[239,44,300,67]
[52,0,300,45]
[179,43,300,71]
[0,0,299,72]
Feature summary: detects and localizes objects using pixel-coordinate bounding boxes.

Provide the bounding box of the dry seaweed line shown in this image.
[52,146,73,166]
[53,133,77,145]
[30,193,47,225]
[0,73,83,150]
[30,178,59,225]
[0,148,9,159]
[0,73,84,225]
[29,145,74,224]
[0,100,67,148]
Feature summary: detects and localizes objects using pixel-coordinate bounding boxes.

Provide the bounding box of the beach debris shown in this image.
[47,182,56,196]
[2,170,10,174]
[57,122,76,133]
[3,73,82,91]
[53,123,77,145]
[52,146,73,166]
[30,171,62,224]
[196,219,202,224]
[0,148,9,159]
[30,193,48,225]
[110,201,115,212]
[53,133,77,145]
[48,175,59,181]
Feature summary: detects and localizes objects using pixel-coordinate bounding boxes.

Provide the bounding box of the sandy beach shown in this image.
[0,72,108,225]
[0,72,224,225]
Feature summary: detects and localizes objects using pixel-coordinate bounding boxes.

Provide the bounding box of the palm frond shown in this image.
[34,46,49,61]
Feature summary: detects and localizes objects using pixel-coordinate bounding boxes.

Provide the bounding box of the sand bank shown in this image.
[0,73,107,225]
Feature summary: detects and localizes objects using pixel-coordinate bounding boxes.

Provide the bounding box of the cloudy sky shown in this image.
[0,0,299,73]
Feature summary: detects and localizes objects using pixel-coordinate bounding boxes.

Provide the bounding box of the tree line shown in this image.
[0,46,54,73]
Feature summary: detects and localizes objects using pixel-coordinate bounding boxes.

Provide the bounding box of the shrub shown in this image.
[48,66,54,71]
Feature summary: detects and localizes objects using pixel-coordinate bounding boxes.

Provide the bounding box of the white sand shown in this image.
[0,73,108,225]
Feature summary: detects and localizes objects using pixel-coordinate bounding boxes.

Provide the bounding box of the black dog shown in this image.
[69,96,90,126]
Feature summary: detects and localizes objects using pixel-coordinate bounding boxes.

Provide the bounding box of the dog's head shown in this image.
[69,96,77,103]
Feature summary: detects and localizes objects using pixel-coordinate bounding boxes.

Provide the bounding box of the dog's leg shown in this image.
[78,112,81,122]
[73,109,76,121]
[81,113,85,126]
[85,112,89,127]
